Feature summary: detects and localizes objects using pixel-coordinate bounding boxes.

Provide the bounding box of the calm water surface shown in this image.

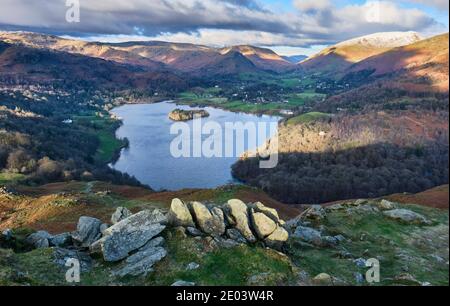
[110,101,280,190]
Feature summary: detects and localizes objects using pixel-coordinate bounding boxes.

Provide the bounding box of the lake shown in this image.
[110,101,280,191]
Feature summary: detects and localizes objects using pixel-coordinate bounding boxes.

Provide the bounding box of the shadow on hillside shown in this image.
[232,142,449,205]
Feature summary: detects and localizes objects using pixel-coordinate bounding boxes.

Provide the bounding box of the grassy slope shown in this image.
[0,181,448,286]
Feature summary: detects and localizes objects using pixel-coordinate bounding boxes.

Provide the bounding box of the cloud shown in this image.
[0,0,445,48]
[294,0,331,13]
[408,0,449,11]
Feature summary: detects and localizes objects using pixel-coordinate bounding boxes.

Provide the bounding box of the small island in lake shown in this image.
[169,108,210,121]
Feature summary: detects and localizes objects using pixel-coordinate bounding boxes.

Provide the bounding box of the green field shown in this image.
[73,114,127,164]
[0,172,25,185]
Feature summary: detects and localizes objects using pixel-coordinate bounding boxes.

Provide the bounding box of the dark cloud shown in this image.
[0,0,444,47]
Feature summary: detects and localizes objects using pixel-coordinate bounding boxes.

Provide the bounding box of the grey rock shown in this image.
[168,198,195,227]
[27,231,52,249]
[72,216,103,248]
[354,273,365,284]
[189,202,226,237]
[226,229,247,243]
[172,280,196,286]
[384,209,431,225]
[111,207,132,224]
[49,233,72,247]
[224,199,256,243]
[292,226,322,246]
[312,273,333,286]
[186,262,200,271]
[140,236,165,250]
[53,247,93,272]
[1,229,13,241]
[379,200,395,210]
[322,236,339,247]
[250,209,277,239]
[114,246,167,277]
[354,258,367,268]
[186,227,204,237]
[214,238,241,249]
[250,202,280,224]
[90,210,167,262]
[100,223,109,235]
[304,205,326,221]
[265,226,289,249]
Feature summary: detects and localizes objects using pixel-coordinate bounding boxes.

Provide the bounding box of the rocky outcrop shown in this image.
[111,207,132,224]
[168,198,195,228]
[113,237,167,277]
[383,209,431,225]
[90,210,167,262]
[250,210,277,240]
[26,231,52,249]
[166,198,289,249]
[169,109,209,121]
[224,199,257,243]
[71,217,103,248]
[188,202,225,237]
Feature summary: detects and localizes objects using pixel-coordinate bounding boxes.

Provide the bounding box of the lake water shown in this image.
[110,101,280,191]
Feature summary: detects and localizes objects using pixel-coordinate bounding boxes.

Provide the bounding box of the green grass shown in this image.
[73,114,126,164]
[148,234,295,286]
[0,172,25,185]
[288,203,449,286]
[287,112,331,125]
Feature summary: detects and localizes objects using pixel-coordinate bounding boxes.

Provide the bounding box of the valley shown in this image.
[0,29,448,287]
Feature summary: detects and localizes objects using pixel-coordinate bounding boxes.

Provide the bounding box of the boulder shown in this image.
[383,209,431,225]
[186,227,204,237]
[26,231,52,249]
[186,262,200,271]
[265,226,289,249]
[250,202,280,224]
[168,198,195,227]
[292,226,322,246]
[378,200,395,211]
[90,210,167,262]
[49,233,72,247]
[1,229,13,241]
[224,199,256,243]
[312,273,333,286]
[72,216,103,248]
[111,207,132,224]
[189,202,225,237]
[172,280,196,286]
[114,244,167,277]
[250,210,277,239]
[226,229,247,244]
[304,205,326,221]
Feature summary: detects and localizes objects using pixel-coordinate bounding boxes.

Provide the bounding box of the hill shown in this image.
[0,32,296,75]
[346,33,449,92]
[0,40,187,91]
[300,32,423,76]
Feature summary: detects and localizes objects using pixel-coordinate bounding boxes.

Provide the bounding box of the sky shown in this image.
[0,0,448,56]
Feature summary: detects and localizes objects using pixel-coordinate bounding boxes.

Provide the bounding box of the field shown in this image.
[73,115,127,164]
[0,172,25,185]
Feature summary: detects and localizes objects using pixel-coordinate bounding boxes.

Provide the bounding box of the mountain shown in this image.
[0,40,188,91]
[346,33,449,92]
[282,55,308,64]
[0,32,295,75]
[220,45,295,72]
[300,31,423,76]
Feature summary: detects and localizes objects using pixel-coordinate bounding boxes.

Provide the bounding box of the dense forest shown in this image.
[233,110,449,204]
